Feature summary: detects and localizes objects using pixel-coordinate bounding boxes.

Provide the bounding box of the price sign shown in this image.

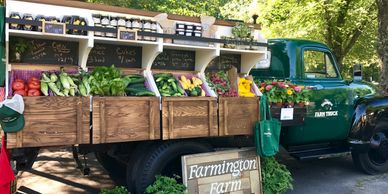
[42,21,65,35]
[118,29,137,41]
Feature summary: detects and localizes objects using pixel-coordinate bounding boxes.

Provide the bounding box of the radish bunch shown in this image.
[206,71,238,97]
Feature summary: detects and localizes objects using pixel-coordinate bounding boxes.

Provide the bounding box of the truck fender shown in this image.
[349,97,388,152]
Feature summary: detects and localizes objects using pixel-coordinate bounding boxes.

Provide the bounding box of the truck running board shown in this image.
[289,146,350,160]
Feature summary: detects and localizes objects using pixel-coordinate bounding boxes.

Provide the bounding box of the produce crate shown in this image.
[92,96,160,143]
[218,97,260,136]
[6,96,90,148]
[271,106,306,126]
[162,97,218,139]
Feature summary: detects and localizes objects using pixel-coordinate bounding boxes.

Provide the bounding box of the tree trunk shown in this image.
[377,0,388,88]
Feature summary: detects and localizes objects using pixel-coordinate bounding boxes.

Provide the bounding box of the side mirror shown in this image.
[353,64,362,82]
[255,50,271,69]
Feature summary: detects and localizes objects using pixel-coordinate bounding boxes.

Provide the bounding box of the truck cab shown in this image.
[251,39,388,174]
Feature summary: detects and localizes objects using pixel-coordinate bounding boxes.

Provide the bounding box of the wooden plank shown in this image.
[20,0,261,29]
[6,96,90,148]
[218,97,260,136]
[92,96,161,144]
[162,97,218,140]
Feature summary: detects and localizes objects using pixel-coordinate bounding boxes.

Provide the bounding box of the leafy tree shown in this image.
[376,0,388,87]
[257,0,377,77]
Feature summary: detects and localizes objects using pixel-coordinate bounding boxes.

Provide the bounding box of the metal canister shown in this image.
[34,15,46,31]
[22,13,34,31]
[9,12,21,30]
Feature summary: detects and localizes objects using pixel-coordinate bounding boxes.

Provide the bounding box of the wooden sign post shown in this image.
[182,148,262,194]
[42,21,65,35]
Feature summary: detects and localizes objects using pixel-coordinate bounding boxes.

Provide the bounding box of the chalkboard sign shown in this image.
[118,29,137,41]
[207,54,241,72]
[14,37,78,65]
[87,43,142,68]
[43,21,65,34]
[152,49,195,71]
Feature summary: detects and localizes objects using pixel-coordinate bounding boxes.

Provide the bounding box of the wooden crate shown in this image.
[218,97,260,136]
[271,106,306,126]
[162,97,218,139]
[92,96,160,143]
[6,96,90,148]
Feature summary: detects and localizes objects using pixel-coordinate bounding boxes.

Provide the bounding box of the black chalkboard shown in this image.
[152,49,195,71]
[87,43,142,68]
[14,38,78,65]
[207,54,241,72]
[43,22,65,34]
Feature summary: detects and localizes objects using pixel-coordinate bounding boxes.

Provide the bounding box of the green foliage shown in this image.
[261,157,293,194]
[100,186,130,194]
[145,175,186,194]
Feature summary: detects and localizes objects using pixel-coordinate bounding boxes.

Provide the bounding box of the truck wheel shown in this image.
[352,132,388,174]
[133,141,213,194]
[95,151,126,180]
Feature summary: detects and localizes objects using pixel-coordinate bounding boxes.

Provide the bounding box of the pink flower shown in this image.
[260,82,267,87]
[278,82,286,88]
[266,85,273,91]
[272,81,278,85]
[294,86,301,92]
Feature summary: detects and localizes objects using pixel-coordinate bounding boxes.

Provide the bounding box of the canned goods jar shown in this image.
[80,17,87,35]
[9,12,21,30]
[22,14,34,31]
[194,25,202,31]
[92,14,101,24]
[176,23,185,30]
[131,18,141,29]
[70,15,81,34]
[193,31,202,37]
[186,24,194,30]
[125,17,132,29]
[185,30,193,37]
[176,29,185,36]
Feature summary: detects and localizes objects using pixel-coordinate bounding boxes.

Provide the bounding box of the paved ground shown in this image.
[14,148,388,194]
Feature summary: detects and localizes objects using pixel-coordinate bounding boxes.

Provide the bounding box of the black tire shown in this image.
[95,151,126,181]
[126,142,160,193]
[134,141,213,194]
[352,132,388,175]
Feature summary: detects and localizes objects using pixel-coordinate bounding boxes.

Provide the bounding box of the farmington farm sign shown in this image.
[182,148,262,194]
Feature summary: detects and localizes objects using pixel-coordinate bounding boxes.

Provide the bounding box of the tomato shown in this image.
[12,80,25,91]
[27,89,41,96]
[14,79,24,83]
[13,90,26,96]
[25,85,29,92]
[28,77,40,83]
[28,80,40,89]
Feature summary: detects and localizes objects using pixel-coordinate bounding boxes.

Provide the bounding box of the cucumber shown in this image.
[154,73,173,79]
[125,74,144,79]
[128,83,145,88]
[125,88,155,96]
[128,77,145,84]
[177,86,185,95]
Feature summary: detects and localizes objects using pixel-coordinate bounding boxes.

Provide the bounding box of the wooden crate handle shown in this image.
[223,100,228,136]
[168,101,174,139]
[76,99,82,144]
[99,98,106,144]
[149,100,155,140]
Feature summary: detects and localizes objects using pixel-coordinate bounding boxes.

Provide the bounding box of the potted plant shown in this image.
[9,38,28,63]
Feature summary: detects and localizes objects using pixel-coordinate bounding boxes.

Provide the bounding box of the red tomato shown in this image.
[13,90,26,96]
[14,79,24,83]
[25,85,29,92]
[12,80,25,91]
[28,77,40,83]
[27,89,41,96]
[28,80,40,89]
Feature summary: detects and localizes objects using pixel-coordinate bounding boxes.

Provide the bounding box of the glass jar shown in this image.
[176,23,185,30]
[176,29,185,36]
[194,25,202,31]
[110,17,118,38]
[93,14,102,36]
[22,14,34,31]
[193,31,202,37]
[142,20,152,41]
[70,15,81,35]
[35,15,46,31]
[185,30,193,37]
[186,24,194,31]
[151,21,158,41]
[125,17,132,29]
[9,12,21,30]
[80,17,87,36]
[62,15,71,34]
[100,15,110,37]
[131,18,141,29]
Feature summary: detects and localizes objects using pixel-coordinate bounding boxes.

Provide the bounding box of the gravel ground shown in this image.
[13,148,388,194]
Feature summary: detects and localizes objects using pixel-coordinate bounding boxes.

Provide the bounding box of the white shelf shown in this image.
[94,36,160,46]
[8,29,89,42]
[219,47,267,54]
[163,43,217,51]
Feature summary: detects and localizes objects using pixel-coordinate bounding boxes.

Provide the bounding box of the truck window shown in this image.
[303,50,338,79]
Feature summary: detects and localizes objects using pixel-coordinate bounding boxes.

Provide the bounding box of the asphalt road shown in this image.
[13,148,388,194]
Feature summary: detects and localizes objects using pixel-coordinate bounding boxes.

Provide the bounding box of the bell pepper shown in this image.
[12,80,25,91]
[27,89,41,96]
[28,80,41,90]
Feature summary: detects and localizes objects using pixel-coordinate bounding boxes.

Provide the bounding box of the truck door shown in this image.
[286,47,353,145]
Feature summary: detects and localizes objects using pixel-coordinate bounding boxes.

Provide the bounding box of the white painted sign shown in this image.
[280,108,294,120]
[182,148,262,194]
